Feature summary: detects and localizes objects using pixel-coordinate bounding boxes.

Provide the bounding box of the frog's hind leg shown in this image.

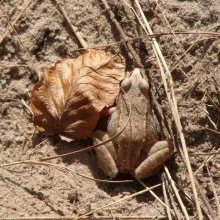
[134,140,174,179]
[93,130,118,178]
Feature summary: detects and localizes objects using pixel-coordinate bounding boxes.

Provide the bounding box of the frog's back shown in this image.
[108,69,159,173]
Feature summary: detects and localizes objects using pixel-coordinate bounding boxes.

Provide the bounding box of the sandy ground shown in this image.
[0,0,220,219]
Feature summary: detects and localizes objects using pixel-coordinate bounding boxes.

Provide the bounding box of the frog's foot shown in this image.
[134,140,174,179]
[93,130,118,178]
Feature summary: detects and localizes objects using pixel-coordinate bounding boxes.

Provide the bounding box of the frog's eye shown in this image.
[138,79,149,94]
[121,78,132,92]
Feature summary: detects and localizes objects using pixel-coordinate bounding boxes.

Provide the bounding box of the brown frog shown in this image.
[93,68,174,179]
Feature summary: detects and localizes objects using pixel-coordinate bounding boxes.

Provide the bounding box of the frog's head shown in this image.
[121,68,149,94]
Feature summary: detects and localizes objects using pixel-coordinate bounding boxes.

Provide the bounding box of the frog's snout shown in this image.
[130,68,142,78]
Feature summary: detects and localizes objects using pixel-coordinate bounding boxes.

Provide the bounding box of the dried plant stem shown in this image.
[21,99,33,115]
[134,1,203,219]
[162,181,172,220]
[164,167,190,220]
[172,176,213,219]
[1,160,132,184]
[169,25,218,74]
[137,179,166,207]
[195,147,220,175]
[76,183,162,219]
[53,0,88,48]
[153,31,220,37]
[165,179,182,220]
[192,151,220,156]
[0,0,33,44]
[206,163,220,218]
[100,0,143,68]
[153,0,188,78]
[193,178,215,219]
[0,97,32,115]
[0,6,35,65]
[192,145,218,215]
[70,31,219,52]
[22,128,36,155]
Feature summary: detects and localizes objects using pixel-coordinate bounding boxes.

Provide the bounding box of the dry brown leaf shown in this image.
[31,49,125,141]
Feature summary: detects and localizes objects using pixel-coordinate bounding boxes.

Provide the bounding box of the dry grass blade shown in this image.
[170,26,219,75]
[204,127,220,135]
[0,97,33,115]
[53,0,88,48]
[162,181,172,220]
[67,30,219,53]
[176,177,214,219]
[2,160,132,184]
[165,179,182,220]
[154,0,220,78]
[0,0,34,44]
[153,0,188,78]
[137,179,166,207]
[22,135,46,158]
[206,163,220,218]
[21,99,33,115]
[0,6,34,64]
[195,147,220,175]
[47,161,133,183]
[75,183,162,219]
[2,160,77,191]
[193,178,215,219]
[133,0,203,219]
[164,167,190,220]
[100,0,143,67]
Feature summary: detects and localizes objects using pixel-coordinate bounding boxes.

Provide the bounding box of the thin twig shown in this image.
[0,160,133,184]
[0,7,32,58]
[193,178,215,219]
[21,99,33,115]
[195,147,220,175]
[162,181,172,220]
[165,178,181,220]
[23,137,48,158]
[100,0,143,68]
[204,127,220,135]
[206,163,220,218]
[164,167,190,220]
[137,179,166,207]
[170,25,219,75]
[190,152,220,156]
[52,30,220,53]
[137,178,176,218]
[0,0,34,44]
[53,0,88,48]
[154,0,188,78]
